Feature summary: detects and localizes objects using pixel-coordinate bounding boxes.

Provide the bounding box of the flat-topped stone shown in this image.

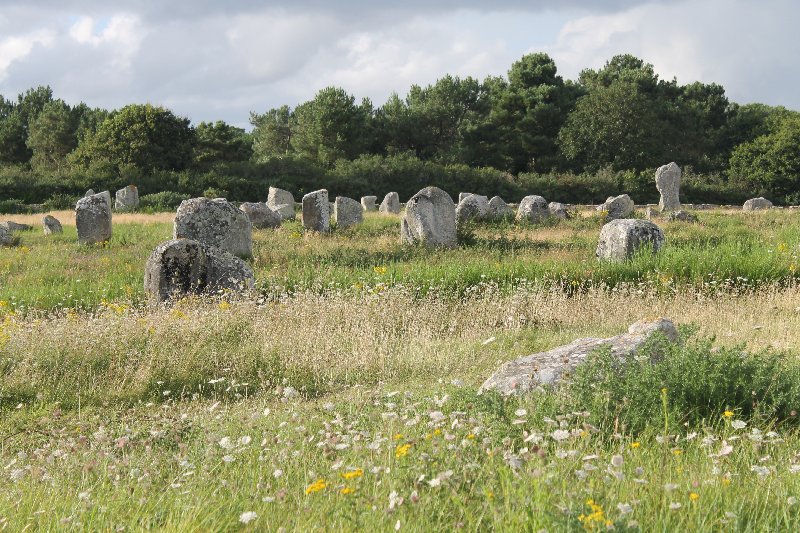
[174,197,252,257]
[302,189,330,232]
[401,186,457,248]
[76,191,113,244]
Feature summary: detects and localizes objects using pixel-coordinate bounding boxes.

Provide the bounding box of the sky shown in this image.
[1,0,797,129]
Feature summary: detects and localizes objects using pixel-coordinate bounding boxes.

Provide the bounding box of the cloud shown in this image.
[0,29,55,82]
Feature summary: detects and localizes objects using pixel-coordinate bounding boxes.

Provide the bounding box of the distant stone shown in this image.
[458,192,473,203]
[596,219,665,262]
[361,196,378,212]
[0,221,33,232]
[743,197,773,211]
[42,215,63,235]
[267,187,296,221]
[0,226,14,246]
[479,318,679,394]
[668,210,698,223]
[84,189,95,197]
[379,192,400,214]
[598,194,635,220]
[76,191,113,244]
[240,202,281,229]
[334,196,363,228]
[401,186,457,248]
[114,185,139,211]
[516,195,549,222]
[302,189,330,232]
[644,206,659,220]
[486,196,514,220]
[548,202,569,220]
[655,162,681,211]
[174,197,252,257]
[456,194,489,225]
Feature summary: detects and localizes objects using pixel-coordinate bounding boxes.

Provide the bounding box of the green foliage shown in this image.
[26,100,77,172]
[138,191,191,211]
[250,105,293,161]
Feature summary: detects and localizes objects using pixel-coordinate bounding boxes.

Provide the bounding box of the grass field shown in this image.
[1,207,800,531]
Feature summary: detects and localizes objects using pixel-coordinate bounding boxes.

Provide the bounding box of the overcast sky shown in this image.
[1,0,797,128]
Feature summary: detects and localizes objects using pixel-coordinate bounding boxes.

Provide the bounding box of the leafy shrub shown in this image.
[139,191,191,211]
[0,199,29,214]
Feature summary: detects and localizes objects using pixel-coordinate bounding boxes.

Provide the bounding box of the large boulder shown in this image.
[596,219,665,262]
[456,194,489,226]
[548,202,569,220]
[487,196,514,220]
[114,185,139,211]
[379,192,400,214]
[76,191,113,244]
[267,187,296,221]
[743,197,773,211]
[240,202,281,229]
[597,194,635,220]
[334,196,363,229]
[144,239,255,303]
[655,162,681,211]
[401,186,457,248]
[42,215,63,235]
[480,318,679,395]
[361,196,377,212]
[302,189,330,232]
[174,198,252,257]
[516,195,549,222]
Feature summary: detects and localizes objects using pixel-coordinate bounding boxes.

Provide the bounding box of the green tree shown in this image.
[250,105,293,161]
[26,100,77,172]
[194,120,252,168]
[0,110,29,165]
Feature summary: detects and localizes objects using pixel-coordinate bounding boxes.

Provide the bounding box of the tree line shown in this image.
[1,53,799,211]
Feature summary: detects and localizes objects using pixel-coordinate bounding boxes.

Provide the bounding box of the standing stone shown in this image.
[84,189,95,197]
[456,194,489,225]
[667,210,698,223]
[0,226,13,246]
[361,196,378,212]
[267,187,296,221]
[302,189,330,233]
[334,196,363,229]
[655,162,682,211]
[379,192,400,214]
[516,195,549,222]
[240,202,281,229]
[42,215,63,235]
[743,197,773,211]
[174,198,252,257]
[487,196,514,220]
[644,206,659,220]
[548,202,569,220]
[114,185,139,211]
[401,186,457,248]
[458,192,473,203]
[597,194,635,220]
[76,191,113,244]
[596,219,665,262]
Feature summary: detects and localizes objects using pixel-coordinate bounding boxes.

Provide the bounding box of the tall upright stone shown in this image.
[456,194,489,226]
[361,196,378,212]
[302,189,330,232]
[0,226,13,247]
[487,196,514,220]
[174,198,252,257]
[401,186,457,248]
[596,219,665,262]
[656,162,681,212]
[114,185,139,211]
[267,187,296,221]
[240,202,281,229]
[379,192,400,214]
[76,191,113,244]
[334,196,363,229]
[516,195,549,222]
[42,215,63,235]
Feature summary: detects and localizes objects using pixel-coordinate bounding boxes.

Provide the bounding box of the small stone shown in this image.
[0,226,14,247]
[240,202,281,229]
[743,197,773,211]
[487,196,514,220]
[302,189,330,232]
[114,185,139,211]
[42,215,63,235]
[547,202,569,220]
[76,191,113,244]
[334,196,363,228]
[516,195,549,222]
[667,210,698,223]
[267,187,296,220]
[0,221,33,232]
[379,192,400,214]
[598,194,635,220]
[456,194,489,226]
[596,219,665,262]
[361,196,377,212]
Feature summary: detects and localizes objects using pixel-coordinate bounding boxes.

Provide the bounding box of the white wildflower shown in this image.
[239,511,257,524]
[617,502,633,515]
[731,420,747,430]
[551,429,570,441]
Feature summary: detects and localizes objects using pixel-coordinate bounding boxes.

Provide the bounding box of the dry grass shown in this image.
[3,210,176,227]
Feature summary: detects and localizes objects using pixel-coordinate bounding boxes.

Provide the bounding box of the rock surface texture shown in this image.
[361,196,377,212]
[76,191,113,244]
[334,196,363,228]
[548,202,569,220]
[240,202,281,229]
[598,194,635,220]
[655,162,682,211]
[487,196,514,220]
[379,192,400,214]
[174,198,252,257]
[743,197,774,211]
[114,185,139,211]
[401,186,457,248]
[267,187,296,221]
[0,226,13,246]
[302,189,331,232]
[596,219,665,262]
[0,221,33,232]
[668,210,698,222]
[479,318,679,394]
[516,195,549,222]
[42,215,63,235]
[456,194,489,225]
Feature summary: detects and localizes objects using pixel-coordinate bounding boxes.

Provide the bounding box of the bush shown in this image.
[139,191,192,211]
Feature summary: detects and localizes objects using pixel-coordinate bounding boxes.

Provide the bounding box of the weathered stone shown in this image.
[379,192,400,214]
[267,187,296,220]
[479,318,679,395]
[42,215,63,235]
[334,196,363,228]
[84,189,95,197]
[516,195,549,222]
[144,239,254,303]
[548,202,569,220]
[240,202,281,229]
[401,186,457,248]
[114,185,139,211]
[597,194,635,220]
[0,225,14,246]
[743,197,773,211]
[76,191,113,244]
[456,194,489,225]
[302,189,330,232]
[644,206,659,220]
[0,221,33,232]
[458,192,473,203]
[656,162,681,211]
[174,197,252,257]
[668,210,698,223]
[596,219,665,262]
[361,196,378,212]
[487,196,514,220]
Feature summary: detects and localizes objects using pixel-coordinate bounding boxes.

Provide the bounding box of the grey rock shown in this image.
[516,195,549,222]
[743,197,773,211]
[644,206,659,220]
[0,226,14,246]
[174,197,252,257]
[401,186,457,248]
[668,210,698,223]
[302,189,330,232]
[479,318,679,395]
[656,162,682,211]
[84,189,95,197]
[487,196,514,220]
[548,202,569,220]
[240,202,281,229]
[458,192,473,203]
[114,185,139,211]
[334,196,363,228]
[598,194,635,220]
[267,187,296,220]
[379,192,400,214]
[456,194,489,225]
[42,215,63,235]
[0,221,33,232]
[596,219,665,262]
[361,196,378,212]
[76,191,113,244]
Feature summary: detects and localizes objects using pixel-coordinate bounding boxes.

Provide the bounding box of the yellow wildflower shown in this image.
[373,266,387,274]
[630,441,641,449]
[395,443,412,458]
[393,433,403,441]
[340,486,354,495]
[341,469,363,480]
[305,479,327,495]
[689,492,699,501]
[723,410,734,418]
[217,301,231,311]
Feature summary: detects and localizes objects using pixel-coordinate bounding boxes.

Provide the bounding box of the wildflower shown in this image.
[218,437,234,449]
[723,410,734,418]
[611,455,624,468]
[617,502,633,515]
[217,301,231,311]
[342,469,363,480]
[393,433,403,441]
[672,449,682,456]
[305,479,327,495]
[689,492,699,501]
[789,497,798,506]
[731,420,747,430]
[669,502,682,510]
[340,487,354,495]
[630,441,641,449]
[551,429,570,441]
[239,511,257,524]
[514,408,527,417]
[373,266,387,274]
[395,443,412,458]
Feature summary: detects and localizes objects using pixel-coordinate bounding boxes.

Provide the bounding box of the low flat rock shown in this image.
[668,210,698,222]
[240,202,281,229]
[0,221,33,232]
[598,194,635,220]
[743,197,773,211]
[480,318,679,395]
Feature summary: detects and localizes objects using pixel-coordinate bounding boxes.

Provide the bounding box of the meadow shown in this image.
[2,207,800,531]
